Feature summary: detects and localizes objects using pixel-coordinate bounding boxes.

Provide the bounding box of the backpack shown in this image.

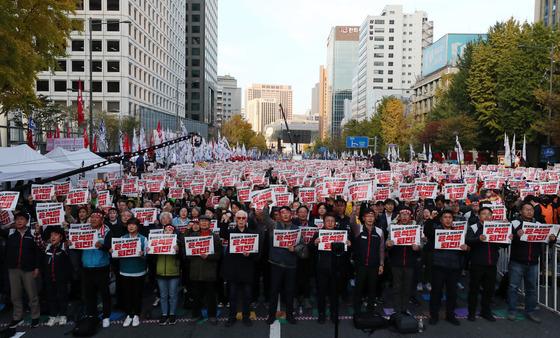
[72,316,100,337]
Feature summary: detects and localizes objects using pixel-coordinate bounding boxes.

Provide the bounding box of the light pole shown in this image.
[88,18,131,150]
[175,79,186,133]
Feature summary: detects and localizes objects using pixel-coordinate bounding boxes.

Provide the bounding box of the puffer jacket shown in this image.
[187,230,221,281]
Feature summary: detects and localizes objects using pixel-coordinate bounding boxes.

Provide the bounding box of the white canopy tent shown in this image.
[0,145,75,182]
[45,147,121,174]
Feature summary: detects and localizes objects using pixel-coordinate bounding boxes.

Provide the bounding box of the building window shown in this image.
[373,53,384,58]
[389,36,394,41]
[374,28,384,33]
[92,40,102,52]
[192,48,200,55]
[192,3,201,11]
[56,60,67,71]
[107,40,120,52]
[191,37,200,45]
[191,82,200,89]
[54,80,67,92]
[191,69,200,77]
[374,45,384,50]
[373,78,383,83]
[107,101,120,112]
[192,25,200,33]
[71,19,84,31]
[191,103,200,110]
[374,36,384,41]
[106,0,119,11]
[107,81,120,92]
[71,40,84,51]
[388,53,394,58]
[388,79,393,83]
[106,20,120,31]
[389,28,394,33]
[374,61,384,66]
[192,15,200,22]
[92,81,102,92]
[374,20,385,24]
[89,0,101,10]
[389,20,395,24]
[72,60,84,72]
[92,60,102,72]
[389,45,394,50]
[388,62,394,66]
[91,19,102,31]
[388,70,393,75]
[107,61,120,72]
[36,80,49,91]
[191,92,200,100]
[374,70,384,75]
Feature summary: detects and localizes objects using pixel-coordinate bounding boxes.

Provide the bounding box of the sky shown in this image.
[218,0,534,114]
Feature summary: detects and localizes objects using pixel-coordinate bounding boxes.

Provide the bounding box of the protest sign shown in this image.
[132,208,158,224]
[36,203,64,226]
[390,224,421,246]
[416,182,438,199]
[346,181,373,202]
[324,178,347,196]
[398,183,416,201]
[250,188,273,210]
[317,230,347,251]
[300,226,319,244]
[273,229,301,248]
[68,229,98,250]
[373,186,391,202]
[189,182,205,195]
[520,222,555,243]
[184,236,214,256]
[375,171,392,185]
[229,233,259,253]
[482,221,512,244]
[145,180,165,193]
[434,229,465,250]
[314,218,324,229]
[54,182,71,197]
[31,184,55,201]
[111,237,142,258]
[148,234,177,255]
[273,192,293,207]
[66,188,89,205]
[0,210,14,226]
[168,187,185,199]
[93,181,107,191]
[270,184,288,194]
[443,184,468,200]
[121,178,139,197]
[539,182,559,195]
[0,192,19,210]
[237,187,251,203]
[452,221,468,232]
[96,190,111,208]
[69,223,92,230]
[488,204,507,221]
[299,187,317,204]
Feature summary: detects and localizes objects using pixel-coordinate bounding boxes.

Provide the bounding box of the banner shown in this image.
[229,233,259,253]
[132,208,157,224]
[416,182,438,199]
[54,181,71,197]
[273,229,301,248]
[184,236,214,256]
[539,182,559,195]
[318,229,348,251]
[31,184,55,201]
[66,188,89,205]
[68,229,98,250]
[148,234,177,255]
[390,224,421,246]
[36,203,64,226]
[488,204,507,221]
[0,192,19,211]
[168,187,185,199]
[347,181,373,202]
[97,190,112,208]
[398,183,416,201]
[300,226,319,244]
[434,229,465,250]
[111,237,142,258]
[520,222,556,243]
[298,187,317,204]
[443,184,468,200]
[482,221,512,244]
[46,137,85,151]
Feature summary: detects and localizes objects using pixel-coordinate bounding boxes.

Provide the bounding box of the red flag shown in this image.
[83,127,89,148]
[92,134,98,152]
[77,80,84,125]
[156,121,162,141]
[55,125,61,138]
[26,128,34,149]
[46,130,52,139]
[123,133,131,153]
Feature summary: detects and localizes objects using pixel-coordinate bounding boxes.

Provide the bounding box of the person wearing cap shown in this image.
[3,211,41,328]
[152,223,182,326]
[266,205,300,325]
[187,214,222,325]
[385,207,421,314]
[351,207,385,314]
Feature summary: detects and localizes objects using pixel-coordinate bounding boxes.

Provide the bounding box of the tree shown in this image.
[379,97,406,145]
[94,112,139,152]
[0,0,79,113]
[220,114,270,151]
[418,115,480,152]
[250,133,268,152]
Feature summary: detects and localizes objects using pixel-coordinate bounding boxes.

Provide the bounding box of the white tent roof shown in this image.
[45,147,121,174]
[0,145,75,182]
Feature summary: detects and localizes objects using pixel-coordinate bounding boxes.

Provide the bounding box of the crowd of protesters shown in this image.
[0,159,558,331]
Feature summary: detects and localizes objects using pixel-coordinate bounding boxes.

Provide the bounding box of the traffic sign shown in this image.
[346,136,369,149]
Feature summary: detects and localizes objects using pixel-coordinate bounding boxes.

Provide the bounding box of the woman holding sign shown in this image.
[222,210,259,327]
[111,218,147,327]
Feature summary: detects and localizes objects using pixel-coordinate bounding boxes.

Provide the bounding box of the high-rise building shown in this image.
[33,0,211,135]
[185,0,218,126]
[216,75,241,127]
[535,0,560,27]
[246,84,293,120]
[317,66,328,140]
[352,5,433,120]
[246,98,279,134]
[326,26,359,138]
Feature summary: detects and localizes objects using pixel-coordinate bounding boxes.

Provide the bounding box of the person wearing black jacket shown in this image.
[385,207,421,314]
[310,213,351,324]
[424,209,469,326]
[465,206,510,322]
[4,211,41,328]
[351,208,385,313]
[507,202,557,323]
[223,210,259,327]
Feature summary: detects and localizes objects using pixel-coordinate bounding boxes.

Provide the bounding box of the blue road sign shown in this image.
[346,136,369,149]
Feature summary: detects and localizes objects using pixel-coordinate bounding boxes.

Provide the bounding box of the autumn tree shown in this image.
[379,97,407,145]
[221,115,270,151]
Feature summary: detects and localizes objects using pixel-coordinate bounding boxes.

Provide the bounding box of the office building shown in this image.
[185,0,218,126]
[535,0,560,27]
[411,33,486,121]
[246,84,293,120]
[216,75,241,127]
[352,5,433,120]
[246,98,279,134]
[325,26,359,138]
[33,0,211,135]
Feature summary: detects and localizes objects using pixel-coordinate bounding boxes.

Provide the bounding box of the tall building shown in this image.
[325,26,359,138]
[185,0,218,126]
[246,98,279,134]
[317,66,328,140]
[33,0,211,135]
[411,33,486,121]
[535,0,560,27]
[352,5,433,120]
[246,84,293,120]
[216,75,241,127]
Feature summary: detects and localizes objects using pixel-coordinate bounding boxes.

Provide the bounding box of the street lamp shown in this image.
[88,18,131,150]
